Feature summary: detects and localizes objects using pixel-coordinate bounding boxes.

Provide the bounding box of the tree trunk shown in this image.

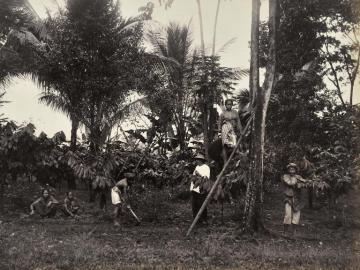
[350,44,360,106]
[0,175,5,213]
[178,119,186,150]
[242,0,278,233]
[249,0,260,105]
[209,106,217,142]
[196,0,205,56]
[212,0,221,55]
[70,114,79,150]
[203,101,210,159]
[89,124,102,154]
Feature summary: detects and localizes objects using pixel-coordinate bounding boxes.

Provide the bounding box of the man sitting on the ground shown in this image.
[30,188,60,218]
[63,191,80,218]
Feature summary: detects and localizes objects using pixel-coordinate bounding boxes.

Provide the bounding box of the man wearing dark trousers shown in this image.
[190,153,211,224]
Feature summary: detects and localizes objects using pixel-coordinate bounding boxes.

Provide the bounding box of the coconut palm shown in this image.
[0,0,50,84]
[39,90,80,149]
[147,22,198,149]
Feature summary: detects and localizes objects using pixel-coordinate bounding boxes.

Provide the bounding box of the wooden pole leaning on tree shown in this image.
[186,115,253,237]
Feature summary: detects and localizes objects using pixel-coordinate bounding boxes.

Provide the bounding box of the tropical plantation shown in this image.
[0,0,360,269]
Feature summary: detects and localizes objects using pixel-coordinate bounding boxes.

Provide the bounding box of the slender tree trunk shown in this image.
[249,0,260,105]
[203,101,210,158]
[196,0,210,157]
[350,45,360,106]
[178,119,186,150]
[196,0,205,56]
[70,114,79,150]
[243,0,278,233]
[325,43,347,110]
[89,126,101,154]
[0,174,5,213]
[212,0,221,56]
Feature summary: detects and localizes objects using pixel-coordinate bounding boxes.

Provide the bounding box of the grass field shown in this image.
[0,182,359,270]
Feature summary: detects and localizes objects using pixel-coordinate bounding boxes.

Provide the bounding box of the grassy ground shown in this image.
[0,181,359,270]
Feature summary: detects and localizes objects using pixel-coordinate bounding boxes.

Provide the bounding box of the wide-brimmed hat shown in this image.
[124,172,135,178]
[116,178,128,187]
[194,153,206,161]
[286,163,298,170]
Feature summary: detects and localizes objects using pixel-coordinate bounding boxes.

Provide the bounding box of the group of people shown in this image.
[189,99,310,233]
[189,99,243,224]
[30,189,79,218]
[29,176,141,226]
[29,99,310,232]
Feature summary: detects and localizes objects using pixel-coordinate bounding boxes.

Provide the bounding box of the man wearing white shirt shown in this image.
[190,153,210,224]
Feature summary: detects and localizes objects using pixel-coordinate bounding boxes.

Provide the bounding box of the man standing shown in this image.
[218,99,243,164]
[282,163,308,234]
[190,153,211,224]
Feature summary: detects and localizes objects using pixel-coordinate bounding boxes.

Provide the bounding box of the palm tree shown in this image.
[0,92,9,123]
[0,0,50,84]
[212,0,221,56]
[39,91,80,149]
[147,22,197,150]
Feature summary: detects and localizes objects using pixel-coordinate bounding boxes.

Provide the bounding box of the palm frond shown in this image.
[216,37,238,55]
[0,91,10,122]
[147,27,168,57]
[232,67,250,80]
[39,92,72,117]
[237,88,250,107]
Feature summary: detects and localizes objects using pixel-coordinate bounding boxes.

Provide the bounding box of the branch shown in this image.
[350,45,360,106]
[324,42,347,109]
[349,26,360,107]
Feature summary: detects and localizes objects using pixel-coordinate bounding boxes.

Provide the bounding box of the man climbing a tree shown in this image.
[218,99,242,164]
[190,153,211,225]
[282,163,308,234]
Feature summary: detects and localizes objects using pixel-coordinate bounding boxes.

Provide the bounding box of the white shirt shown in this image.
[190,164,210,193]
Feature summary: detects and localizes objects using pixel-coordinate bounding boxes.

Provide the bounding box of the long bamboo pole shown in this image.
[186,114,253,236]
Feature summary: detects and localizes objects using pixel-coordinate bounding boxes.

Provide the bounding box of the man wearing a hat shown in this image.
[190,153,211,224]
[282,162,308,234]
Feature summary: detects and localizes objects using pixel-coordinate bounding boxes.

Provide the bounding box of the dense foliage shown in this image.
[0,0,359,220]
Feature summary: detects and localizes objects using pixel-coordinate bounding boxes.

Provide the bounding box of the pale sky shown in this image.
[1,0,358,138]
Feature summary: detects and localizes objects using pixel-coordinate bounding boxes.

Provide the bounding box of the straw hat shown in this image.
[124,172,135,178]
[286,163,298,170]
[194,152,206,161]
[116,178,128,187]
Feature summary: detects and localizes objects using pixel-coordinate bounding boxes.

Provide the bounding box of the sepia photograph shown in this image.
[0,0,360,269]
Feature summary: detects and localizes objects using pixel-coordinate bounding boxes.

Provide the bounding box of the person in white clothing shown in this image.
[190,153,211,224]
[112,177,128,226]
[111,174,140,227]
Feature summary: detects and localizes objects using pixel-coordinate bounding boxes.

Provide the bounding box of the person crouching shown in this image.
[111,174,141,227]
[30,188,60,218]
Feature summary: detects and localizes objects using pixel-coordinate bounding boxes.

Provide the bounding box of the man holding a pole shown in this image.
[111,173,141,227]
[190,153,211,225]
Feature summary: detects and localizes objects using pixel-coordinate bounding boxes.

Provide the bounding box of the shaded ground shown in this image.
[0,181,359,270]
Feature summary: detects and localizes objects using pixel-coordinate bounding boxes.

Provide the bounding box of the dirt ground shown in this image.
[0,181,359,270]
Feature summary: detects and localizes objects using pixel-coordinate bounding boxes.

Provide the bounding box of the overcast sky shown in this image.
[1,0,358,138]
